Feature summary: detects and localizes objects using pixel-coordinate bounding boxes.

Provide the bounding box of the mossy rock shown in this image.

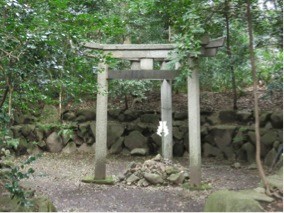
[81,176,115,185]
[0,195,56,212]
[182,182,212,191]
[204,190,264,212]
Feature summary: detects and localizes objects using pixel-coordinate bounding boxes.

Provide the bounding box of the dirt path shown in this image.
[18,153,262,212]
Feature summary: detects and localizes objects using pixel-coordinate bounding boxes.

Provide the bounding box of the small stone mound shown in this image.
[119,154,189,186]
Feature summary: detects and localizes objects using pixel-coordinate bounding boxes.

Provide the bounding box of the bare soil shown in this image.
[17,153,282,212]
[75,89,283,113]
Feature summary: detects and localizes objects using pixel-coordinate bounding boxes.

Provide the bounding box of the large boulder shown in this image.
[270,112,283,129]
[46,132,64,153]
[174,111,187,120]
[124,131,148,151]
[109,137,124,154]
[264,148,278,167]
[206,125,236,159]
[173,141,184,157]
[204,190,264,212]
[0,195,56,212]
[40,105,59,124]
[261,130,278,147]
[143,172,164,185]
[218,110,237,123]
[75,109,96,122]
[130,148,148,156]
[78,143,95,154]
[259,112,271,127]
[62,142,77,154]
[173,127,184,140]
[203,143,222,158]
[241,142,255,163]
[107,122,125,148]
[61,110,76,121]
[123,109,140,121]
[236,110,253,123]
[140,114,159,124]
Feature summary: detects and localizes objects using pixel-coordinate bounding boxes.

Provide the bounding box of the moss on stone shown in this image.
[182,182,212,191]
[81,176,115,185]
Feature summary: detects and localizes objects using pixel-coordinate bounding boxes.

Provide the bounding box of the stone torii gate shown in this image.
[84,37,224,185]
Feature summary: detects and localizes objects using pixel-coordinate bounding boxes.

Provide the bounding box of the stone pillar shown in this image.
[187,58,201,185]
[161,79,173,160]
[140,58,153,70]
[94,62,108,179]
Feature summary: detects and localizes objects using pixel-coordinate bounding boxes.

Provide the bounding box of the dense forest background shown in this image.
[0,0,282,117]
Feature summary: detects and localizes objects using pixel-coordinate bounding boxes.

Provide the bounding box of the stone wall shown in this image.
[9,108,283,165]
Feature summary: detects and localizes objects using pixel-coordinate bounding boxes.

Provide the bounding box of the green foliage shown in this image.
[2,156,38,207]
[0,0,282,113]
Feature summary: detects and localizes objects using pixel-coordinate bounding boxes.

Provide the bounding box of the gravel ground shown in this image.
[17,152,262,212]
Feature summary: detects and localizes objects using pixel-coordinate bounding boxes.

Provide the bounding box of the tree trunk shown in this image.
[246,0,271,194]
[59,85,62,120]
[8,86,13,117]
[225,0,238,110]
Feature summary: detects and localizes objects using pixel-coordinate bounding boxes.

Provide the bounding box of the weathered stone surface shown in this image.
[73,132,84,146]
[121,148,131,156]
[140,114,159,124]
[34,128,44,142]
[78,122,91,137]
[184,132,189,152]
[61,110,76,121]
[206,113,220,125]
[237,110,253,123]
[130,148,148,156]
[27,145,42,155]
[109,137,124,154]
[204,190,264,212]
[124,130,148,151]
[151,133,161,147]
[219,110,237,123]
[108,109,122,119]
[10,125,23,138]
[124,109,140,121]
[46,132,63,153]
[173,142,184,157]
[21,124,36,138]
[62,142,77,154]
[76,109,96,122]
[137,178,150,187]
[264,148,278,167]
[264,172,283,191]
[210,125,236,150]
[167,172,185,185]
[0,195,56,212]
[270,112,283,129]
[174,112,187,120]
[261,131,278,147]
[126,174,140,185]
[143,172,164,185]
[241,142,255,163]
[107,122,125,148]
[78,143,95,153]
[173,127,184,140]
[238,189,274,202]
[203,143,222,158]
[40,105,59,124]
[259,112,271,127]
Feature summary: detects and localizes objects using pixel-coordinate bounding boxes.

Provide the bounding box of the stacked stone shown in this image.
[119,154,189,186]
[9,106,283,167]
